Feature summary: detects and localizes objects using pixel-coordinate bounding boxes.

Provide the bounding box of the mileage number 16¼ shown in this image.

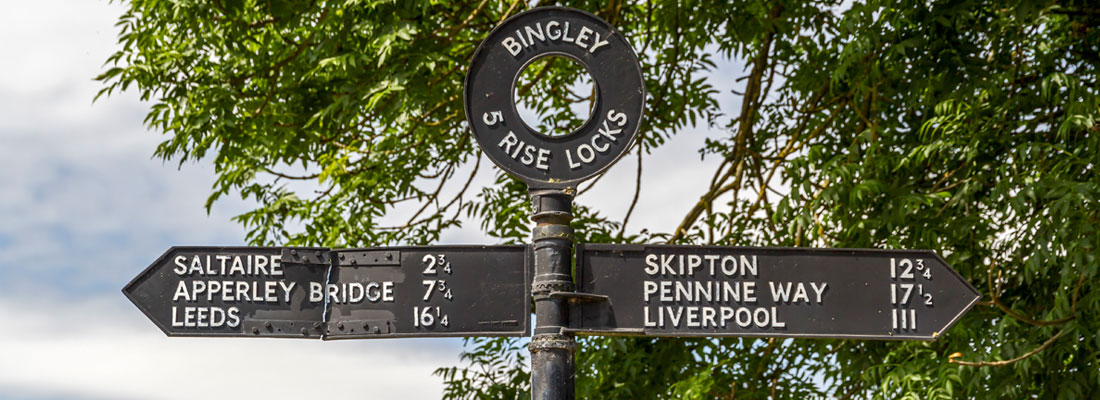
[414,254,453,328]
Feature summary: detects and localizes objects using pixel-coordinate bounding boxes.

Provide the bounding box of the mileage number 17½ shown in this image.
[414,254,453,328]
[890,258,932,331]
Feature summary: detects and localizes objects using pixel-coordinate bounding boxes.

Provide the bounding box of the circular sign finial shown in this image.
[465,7,646,188]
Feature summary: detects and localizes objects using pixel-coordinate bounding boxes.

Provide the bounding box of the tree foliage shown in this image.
[100,0,1099,398]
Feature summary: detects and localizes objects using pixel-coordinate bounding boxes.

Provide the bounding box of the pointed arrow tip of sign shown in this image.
[123,247,184,337]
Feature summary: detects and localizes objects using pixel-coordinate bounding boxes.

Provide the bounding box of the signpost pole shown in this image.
[466,9,645,396]
[528,188,576,400]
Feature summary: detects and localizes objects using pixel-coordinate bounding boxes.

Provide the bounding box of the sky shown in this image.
[0,2,741,399]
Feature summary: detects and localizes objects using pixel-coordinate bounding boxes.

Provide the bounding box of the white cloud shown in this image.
[0,1,122,96]
[0,1,752,398]
[575,52,745,236]
[0,295,457,399]
[0,0,252,294]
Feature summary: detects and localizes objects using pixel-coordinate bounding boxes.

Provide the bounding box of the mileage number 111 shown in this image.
[890,258,932,331]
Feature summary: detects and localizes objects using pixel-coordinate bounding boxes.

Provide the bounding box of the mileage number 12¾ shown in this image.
[414,254,453,328]
[890,258,932,331]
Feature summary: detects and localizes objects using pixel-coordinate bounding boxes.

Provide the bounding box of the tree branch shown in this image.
[263,166,319,180]
[949,327,1071,367]
[985,260,1076,327]
[669,3,782,242]
[618,144,644,239]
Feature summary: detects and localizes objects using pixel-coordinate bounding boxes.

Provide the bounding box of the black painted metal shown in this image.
[529,189,576,400]
[572,244,981,340]
[324,245,530,339]
[125,246,530,339]
[123,246,328,338]
[465,7,645,187]
[281,247,332,267]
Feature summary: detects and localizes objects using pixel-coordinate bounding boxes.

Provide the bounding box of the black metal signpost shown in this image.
[464,7,646,399]
[124,247,327,337]
[124,246,529,338]
[464,7,645,188]
[324,246,530,338]
[124,6,981,400]
[571,245,980,340]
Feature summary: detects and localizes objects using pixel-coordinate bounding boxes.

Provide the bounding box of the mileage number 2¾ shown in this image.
[413,254,453,328]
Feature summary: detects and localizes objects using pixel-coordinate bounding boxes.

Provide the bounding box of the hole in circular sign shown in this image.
[513,55,597,138]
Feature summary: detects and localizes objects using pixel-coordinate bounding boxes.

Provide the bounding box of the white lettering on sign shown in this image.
[173,254,282,277]
[498,131,551,171]
[483,111,504,126]
[643,280,758,303]
[413,254,454,329]
[489,108,633,174]
[890,258,930,331]
[768,281,828,304]
[643,253,758,277]
[643,306,786,329]
[637,251,837,331]
[166,251,403,333]
[172,279,298,303]
[567,109,629,170]
[500,21,611,57]
[309,281,395,304]
[171,306,241,328]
